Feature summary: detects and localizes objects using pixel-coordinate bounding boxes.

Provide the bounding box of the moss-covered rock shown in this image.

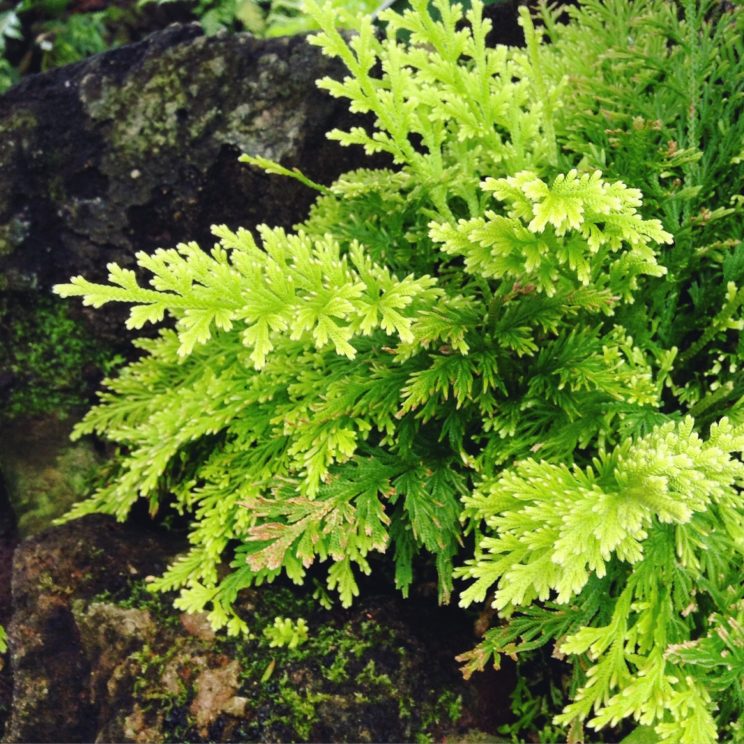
[3,514,183,742]
[75,582,472,743]
[3,514,508,743]
[0,23,368,299]
[0,293,119,421]
[0,414,105,537]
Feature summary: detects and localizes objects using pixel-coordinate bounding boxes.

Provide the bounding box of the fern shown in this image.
[459,417,743,741]
[430,168,669,297]
[52,1,743,741]
[55,0,671,615]
[57,226,440,368]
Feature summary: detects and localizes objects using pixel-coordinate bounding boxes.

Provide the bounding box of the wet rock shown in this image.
[189,660,245,735]
[0,24,366,305]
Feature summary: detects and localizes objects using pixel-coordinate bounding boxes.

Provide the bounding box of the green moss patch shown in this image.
[0,293,119,419]
[91,580,467,743]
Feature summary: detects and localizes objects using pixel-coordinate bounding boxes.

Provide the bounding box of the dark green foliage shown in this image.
[538,0,744,426]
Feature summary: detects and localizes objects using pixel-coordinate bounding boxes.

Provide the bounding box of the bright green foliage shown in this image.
[255,0,380,38]
[55,0,670,626]
[58,226,440,368]
[263,616,309,649]
[458,417,743,741]
[307,0,561,211]
[430,169,669,297]
[0,624,7,654]
[0,0,135,92]
[54,0,743,742]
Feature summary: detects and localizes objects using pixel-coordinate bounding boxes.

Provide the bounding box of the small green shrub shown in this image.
[0,2,22,89]
[55,1,743,741]
[0,0,133,91]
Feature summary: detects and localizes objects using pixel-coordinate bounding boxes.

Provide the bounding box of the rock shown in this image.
[0,23,366,301]
[74,603,158,715]
[189,660,244,735]
[1,513,508,743]
[0,415,104,537]
[3,514,182,743]
[180,612,216,642]
[0,478,16,601]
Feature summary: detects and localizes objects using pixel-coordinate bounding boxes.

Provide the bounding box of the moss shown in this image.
[0,292,120,534]
[0,293,121,420]
[81,41,224,162]
[100,581,466,742]
[0,415,105,536]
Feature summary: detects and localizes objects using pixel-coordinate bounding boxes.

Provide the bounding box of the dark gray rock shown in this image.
[0,24,364,295]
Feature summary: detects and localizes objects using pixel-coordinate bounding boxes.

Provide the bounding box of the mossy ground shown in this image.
[94,579,468,743]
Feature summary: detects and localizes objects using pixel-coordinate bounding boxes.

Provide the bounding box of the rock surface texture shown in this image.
[3,515,493,743]
[0,23,364,297]
[0,415,104,538]
[3,515,182,743]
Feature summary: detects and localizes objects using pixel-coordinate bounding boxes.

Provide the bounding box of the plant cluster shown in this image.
[0,0,140,91]
[55,0,743,741]
[263,615,309,648]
